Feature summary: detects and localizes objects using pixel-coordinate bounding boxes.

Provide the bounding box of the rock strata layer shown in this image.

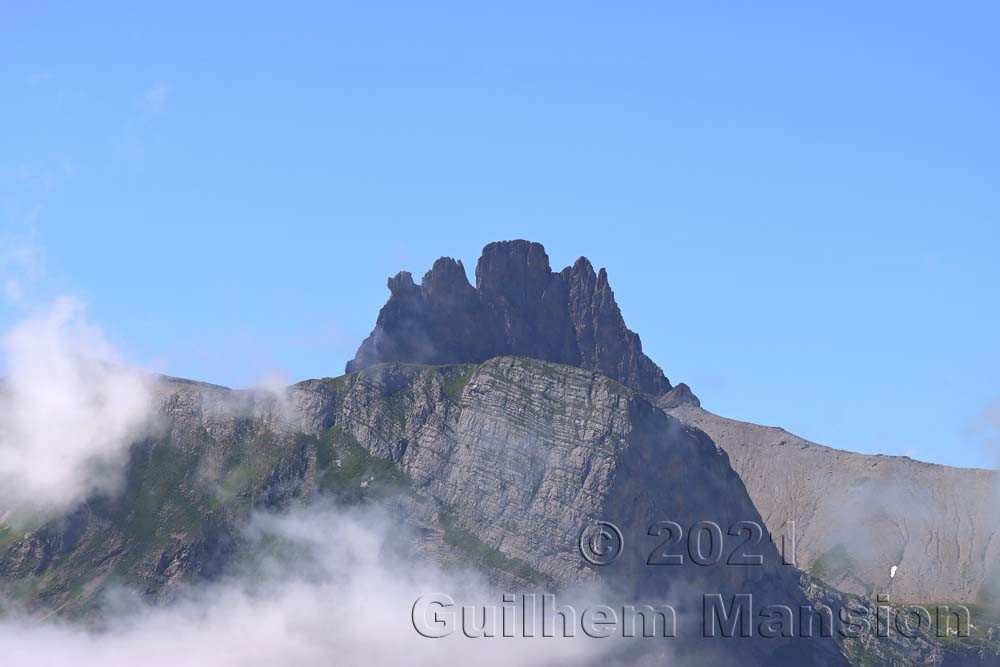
[0,360,843,664]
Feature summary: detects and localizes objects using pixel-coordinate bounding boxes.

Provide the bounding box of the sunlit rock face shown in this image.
[665,401,1000,605]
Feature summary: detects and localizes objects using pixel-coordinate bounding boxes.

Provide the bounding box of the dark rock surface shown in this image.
[347,240,673,396]
[800,573,1000,667]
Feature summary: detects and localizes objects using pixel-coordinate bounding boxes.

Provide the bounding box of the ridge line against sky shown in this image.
[2,2,998,469]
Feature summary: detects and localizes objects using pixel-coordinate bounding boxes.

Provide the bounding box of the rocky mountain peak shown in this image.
[474,239,552,297]
[346,240,676,396]
[418,257,476,305]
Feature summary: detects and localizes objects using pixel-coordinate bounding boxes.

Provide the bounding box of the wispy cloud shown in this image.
[0,297,155,522]
[0,504,614,666]
[969,399,1000,464]
[14,166,56,192]
[24,70,54,87]
[139,81,171,114]
[0,234,45,308]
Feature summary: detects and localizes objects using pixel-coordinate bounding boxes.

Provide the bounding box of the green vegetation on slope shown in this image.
[809,545,855,583]
[437,509,546,585]
[310,427,409,502]
[442,365,475,402]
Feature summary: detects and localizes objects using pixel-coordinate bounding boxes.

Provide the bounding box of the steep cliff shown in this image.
[347,240,672,396]
[0,359,844,664]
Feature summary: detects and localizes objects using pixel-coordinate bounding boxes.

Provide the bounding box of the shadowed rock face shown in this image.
[346,240,673,396]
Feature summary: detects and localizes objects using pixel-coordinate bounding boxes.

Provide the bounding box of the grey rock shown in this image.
[1,359,843,664]
[801,573,1000,666]
[346,240,672,395]
[665,404,1000,605]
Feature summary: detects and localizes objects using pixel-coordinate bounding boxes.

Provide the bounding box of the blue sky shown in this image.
[2,2,997,468]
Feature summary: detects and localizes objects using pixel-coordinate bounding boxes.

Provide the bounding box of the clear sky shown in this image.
[2,3,997,468]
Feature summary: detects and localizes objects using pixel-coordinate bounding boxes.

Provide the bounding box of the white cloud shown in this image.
[0,504,615,667]
[966,399,1000,466]
[0,297,154,520]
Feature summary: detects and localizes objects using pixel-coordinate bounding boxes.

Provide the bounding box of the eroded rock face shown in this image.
[298,358,843,665]
[0,359,844,664]
[346,240,673,396]
[299,359,789,592]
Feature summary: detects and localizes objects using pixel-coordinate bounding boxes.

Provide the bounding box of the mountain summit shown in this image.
[347,240,672,395]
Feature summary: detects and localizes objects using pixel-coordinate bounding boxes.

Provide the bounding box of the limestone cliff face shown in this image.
[298,357,844,664]
[346,240,673,396]
[297,358,792,593]
[0,360,843,664]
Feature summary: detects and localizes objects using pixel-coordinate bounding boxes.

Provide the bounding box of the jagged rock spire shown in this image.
[346,240,673,396]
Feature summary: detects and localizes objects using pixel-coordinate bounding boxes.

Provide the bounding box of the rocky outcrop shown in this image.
[800,573,1000,666]
[346,240,673,396]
